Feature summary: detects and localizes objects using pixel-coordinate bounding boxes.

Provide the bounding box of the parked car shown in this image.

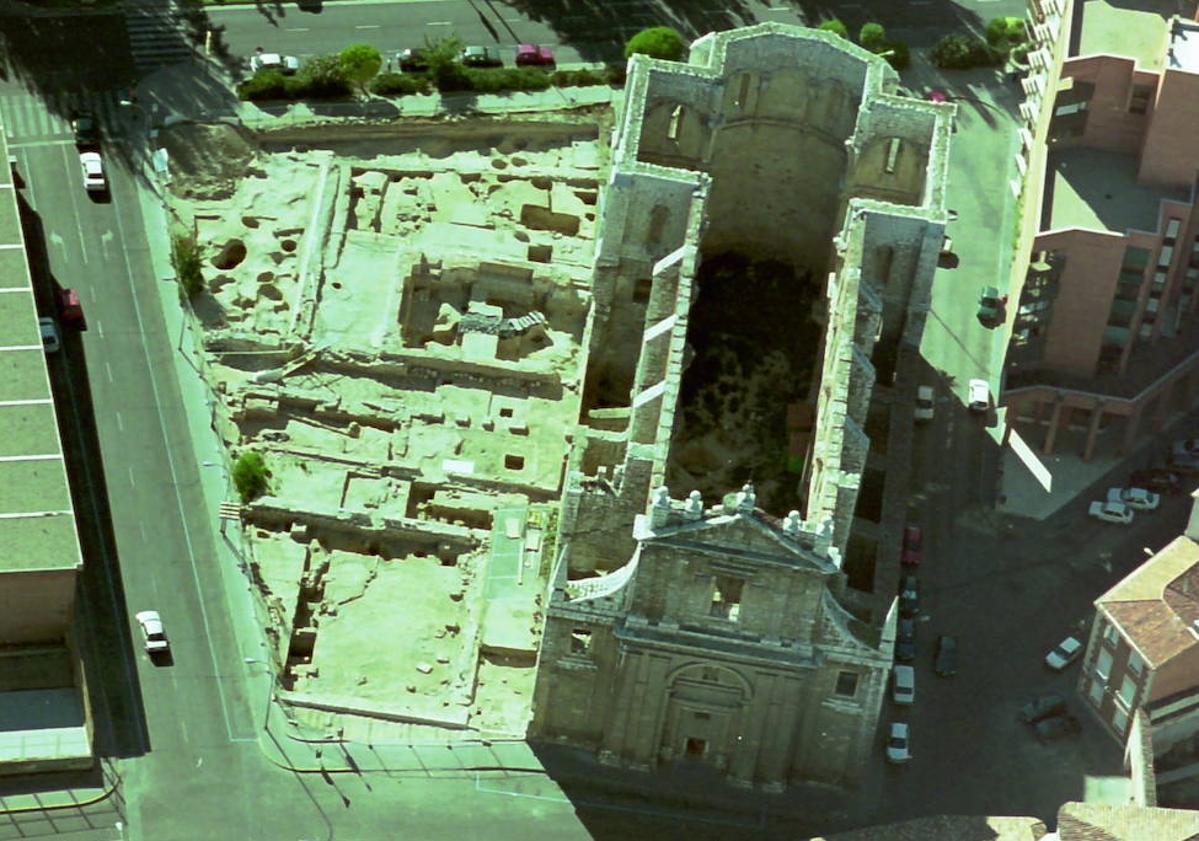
[1019,693,1066,724]
[977,286,1006,326]
[885,722,911,763]
[892,664,915,705]
[1034,713,1081,743]
[57,288,86,331]
[515,43,555,66]
[79,150,106,192]
[896,618,916,663]
[460,45,502,67]
[1107,486,1160,511]
[934,635,958,677]
[1089,500,1134,525]
[136,610,170,655]
[898,575,920,617]
[914,385,935,422]
[1045,636,1083,670]
[71,111,99,147]
[396,48,429,73]
[38,317,61,353]
[1169,442,1199,472]
[900,525,923,566]
[968,378,989,413]
[1128,468,1183,496]
[250,52,300,74]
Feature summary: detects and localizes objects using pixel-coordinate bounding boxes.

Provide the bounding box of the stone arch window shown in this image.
[667,104,684,142]
[884,138,902,174]
[647,205,669,246]
[734,72,752,111]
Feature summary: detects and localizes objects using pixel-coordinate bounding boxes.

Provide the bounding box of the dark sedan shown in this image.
[896,618,916,663]
[1034,714,1081,743]
[1019,693,1066,724]
[934,634,957,677]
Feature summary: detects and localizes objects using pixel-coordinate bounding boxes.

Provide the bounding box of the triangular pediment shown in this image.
[648,511,833,573]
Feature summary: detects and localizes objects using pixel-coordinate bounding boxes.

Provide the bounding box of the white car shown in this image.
[136,610,170,655]
[250,52,300,74]
[1107,486,1160,511]
[892,664,915,705]
[967,378,989,413]
[38,317,61,353]
[914,386,935,422]
[886,722,911,764]
[79,151,106,192]
[1045,636,1082,671]
[1089,500,1134,524]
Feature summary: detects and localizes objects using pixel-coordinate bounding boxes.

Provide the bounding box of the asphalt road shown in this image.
[202,0,1027,70]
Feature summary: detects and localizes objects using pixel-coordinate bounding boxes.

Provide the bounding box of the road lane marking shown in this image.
[355,24,381,29]
[116,411,124,432]
[0,398,53,406]
[128,466,136,487]
[95,318,103,338]
[105,360,113,383]
[427,21,452,25]
[58,144,90,265]
[0,453,60,462]
[286,27,310,32]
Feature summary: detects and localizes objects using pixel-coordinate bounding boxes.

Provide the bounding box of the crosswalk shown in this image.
[124,2,196,74]
[0,90,124,147]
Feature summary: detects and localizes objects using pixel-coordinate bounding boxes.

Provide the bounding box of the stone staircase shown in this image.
[123,0,195,74]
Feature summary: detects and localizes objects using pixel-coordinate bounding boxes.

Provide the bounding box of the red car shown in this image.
[515,43,555,67]
[901,525,923,566]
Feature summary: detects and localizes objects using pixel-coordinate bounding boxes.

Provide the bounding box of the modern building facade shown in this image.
[530,22,954,789]
[1003,7,1199,460]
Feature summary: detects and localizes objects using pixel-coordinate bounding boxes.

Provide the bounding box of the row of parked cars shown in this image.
[395,43,556,73]
[1089,444,1194,524]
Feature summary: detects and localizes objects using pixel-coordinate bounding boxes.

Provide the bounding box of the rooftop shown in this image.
[1057,801,1199,840]
[1167,18,1199,72]
[1097,534,1199,668]
[1077,0,1172,70]
[1045,146,1189,235]
[0,126,82,573]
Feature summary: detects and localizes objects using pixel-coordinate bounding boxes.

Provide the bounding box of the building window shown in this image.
[1096,648,1114,683]
[709,576,744,622]
[1128,84,1154,114]
[1118,674,1138,708]
[701,666,720,682]
[1165,218,1182,244]
[834,671,859,698]
[1102,621,1119,646]
[1128,650,1144,675]
[884,138,901,175]
[1088,677,1104,706]
[570,629,592,655]
[1113,706,1129,734]
[667,105,683,142]
[1158,245,1175,269]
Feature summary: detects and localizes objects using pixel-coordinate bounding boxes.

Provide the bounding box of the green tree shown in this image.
[817,19,848,39]
[339,44,382,94]
[625,26,687,61]
[423,35,469,91]
[859,22,886,51]
[299,54,350,96]
[233,452,271,503]
[170,233,204,299]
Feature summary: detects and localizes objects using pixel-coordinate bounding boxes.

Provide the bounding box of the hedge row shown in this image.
[243,64,627,102]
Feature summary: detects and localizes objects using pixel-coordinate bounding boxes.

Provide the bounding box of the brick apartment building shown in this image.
[1077,491,1199,783]
[1003,7,1199,460]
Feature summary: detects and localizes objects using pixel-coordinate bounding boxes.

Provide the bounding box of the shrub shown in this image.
[297,54,351,98]
[551,68,607,87]
[237,68,289,101]
[339,43,382,94]
[986,16,1027,47]
[817,19,848,39]
[170,234,204,298]
[604,63,628,86]
[232,452,271,503]
[371,72,432,96]
[425,34,467,90]
[883,40,911,71]
[625,26,687,61]
[859,22,886,51]
[930,33,998,69]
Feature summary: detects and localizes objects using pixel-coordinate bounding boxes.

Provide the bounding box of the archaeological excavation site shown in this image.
[162,22,958,780]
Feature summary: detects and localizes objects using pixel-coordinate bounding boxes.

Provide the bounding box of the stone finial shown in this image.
[782,510,802,536]
[736,482,756,513]
[650,485,672,527]
[684,490,704,521]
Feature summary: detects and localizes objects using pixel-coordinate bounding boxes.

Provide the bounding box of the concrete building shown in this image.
[0,130,92,774]
[531,22,954,789]
[1003,5,1199,460]
[1077,491,1199,788]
